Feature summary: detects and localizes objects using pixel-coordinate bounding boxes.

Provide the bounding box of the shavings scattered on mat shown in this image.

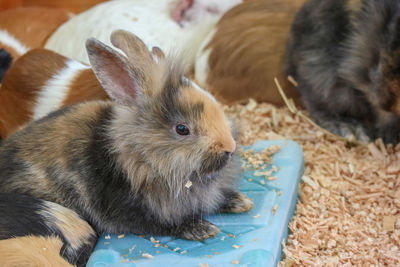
[239,144,279,172]
[224,101,400,265]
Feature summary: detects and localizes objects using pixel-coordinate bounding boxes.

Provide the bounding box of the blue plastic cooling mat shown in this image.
[86,140,304,267]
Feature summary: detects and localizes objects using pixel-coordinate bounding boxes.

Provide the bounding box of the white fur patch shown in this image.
[33,60,89,120]
[181,0,242,26]
[40,201,94,251]
[194,28,216,87]
[44,0,237,66]
[0,29,29,55]
[186,77,217,103]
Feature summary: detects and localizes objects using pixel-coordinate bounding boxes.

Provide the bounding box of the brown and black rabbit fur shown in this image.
[0,193,96,266]
[0,30,252,261]
[285,0,400,144]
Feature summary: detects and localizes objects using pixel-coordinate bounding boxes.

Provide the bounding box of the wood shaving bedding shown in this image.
[142,253,154,259]
[224,101,400,266]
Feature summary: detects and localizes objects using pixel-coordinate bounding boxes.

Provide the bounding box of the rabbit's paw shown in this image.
[178,219,220,241]
[221,192,253,213]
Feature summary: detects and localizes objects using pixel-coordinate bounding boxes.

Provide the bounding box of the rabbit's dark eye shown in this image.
[175,124,190,135]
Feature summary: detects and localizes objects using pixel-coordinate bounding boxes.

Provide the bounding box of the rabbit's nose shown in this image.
[224,151,233,158]
[221,137,236,154]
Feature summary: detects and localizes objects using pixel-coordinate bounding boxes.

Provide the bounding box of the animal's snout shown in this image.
[223,151,233,159]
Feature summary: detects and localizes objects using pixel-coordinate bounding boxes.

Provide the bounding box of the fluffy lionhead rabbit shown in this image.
[285,0,400,144]
[0,29,253,251]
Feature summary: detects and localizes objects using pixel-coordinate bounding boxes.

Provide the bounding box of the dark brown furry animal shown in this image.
[0,29,252,257]
[0,49,11,83]
[285,0,400,144]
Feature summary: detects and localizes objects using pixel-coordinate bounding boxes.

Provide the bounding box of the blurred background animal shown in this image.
[285,0,400,144]
[0,7,71,64]
[44,0,242,66]
[0,49,107,139]
[195,0,305,106]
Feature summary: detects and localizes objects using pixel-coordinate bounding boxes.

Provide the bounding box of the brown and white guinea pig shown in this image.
[195,0,305,105]
[285,0,400,144]
[44,0,242,66]
[0,193,96,266]
[0,7,71,63]
[0,49,108,139]
[0,30,253,241]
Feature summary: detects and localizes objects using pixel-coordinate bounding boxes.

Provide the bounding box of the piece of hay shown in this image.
[142,253,154,259]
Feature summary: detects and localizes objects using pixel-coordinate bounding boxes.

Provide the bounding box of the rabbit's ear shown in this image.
[109,30,168,97]
[151,47,166,63]
[86,38,140,104]
[110,30,155,72]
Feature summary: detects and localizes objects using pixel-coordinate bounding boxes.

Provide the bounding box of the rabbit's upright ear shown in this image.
[86,38,139,104]
[110,30,167,97]
[110,29,154,66]
[111,30,166,63]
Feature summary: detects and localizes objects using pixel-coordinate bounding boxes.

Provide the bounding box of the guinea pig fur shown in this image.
[0,30,253,241]
[0,7,71,63]
[0,48,108,140]
[44,0,240,67]
[0,236,74,267]
[195,0,305,106]
[285,0,400,144]
[0,193,96,266]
